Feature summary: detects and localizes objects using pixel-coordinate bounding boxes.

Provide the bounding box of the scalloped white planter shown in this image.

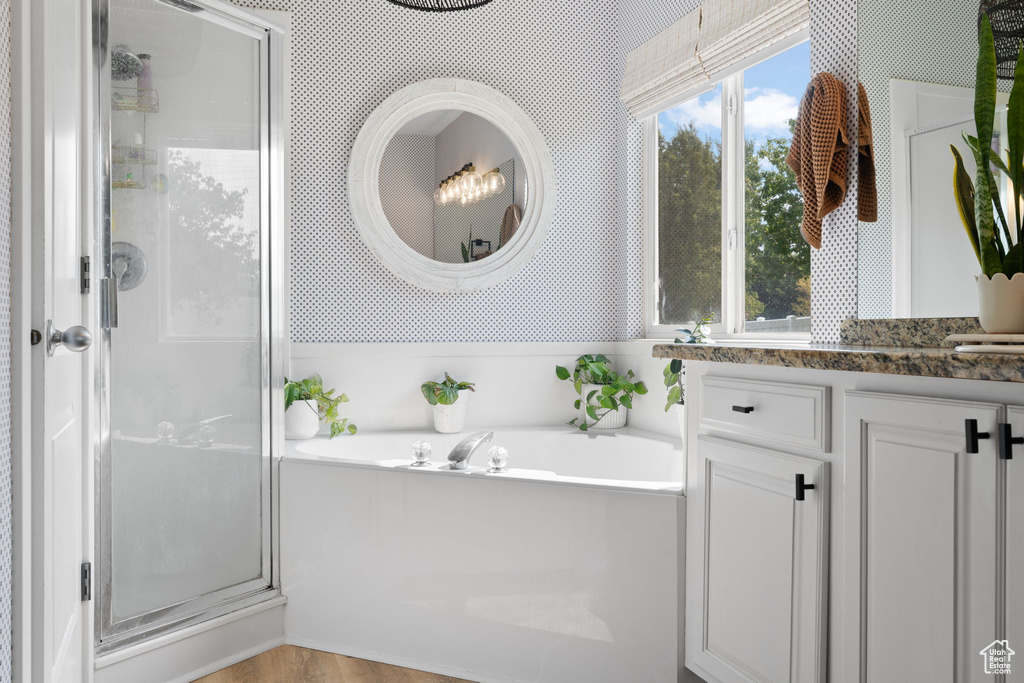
[433,394,469,433]
[977,273,1024,333]
[579,384,628,430]
[285,400,320,440]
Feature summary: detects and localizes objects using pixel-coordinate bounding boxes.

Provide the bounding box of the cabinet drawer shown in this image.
[699,376,830,452]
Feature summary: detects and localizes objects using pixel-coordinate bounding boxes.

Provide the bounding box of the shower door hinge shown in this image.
[80,256,91,294]
[81,562,92,601]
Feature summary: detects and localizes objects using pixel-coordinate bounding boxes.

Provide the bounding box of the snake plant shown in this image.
[952,14,1024,278]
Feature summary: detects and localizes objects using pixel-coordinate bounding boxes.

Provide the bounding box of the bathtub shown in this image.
[281,427,685,683]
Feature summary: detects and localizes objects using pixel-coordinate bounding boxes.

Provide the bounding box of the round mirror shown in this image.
[349,79,555,292]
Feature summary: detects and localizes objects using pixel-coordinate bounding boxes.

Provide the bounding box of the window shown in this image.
[646,38,811,337]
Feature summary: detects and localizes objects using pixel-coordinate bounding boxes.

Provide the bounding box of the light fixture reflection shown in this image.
[433,162,507,205]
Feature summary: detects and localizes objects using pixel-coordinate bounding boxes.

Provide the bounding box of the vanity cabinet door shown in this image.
[844,392,1001,683]
[686,436,829,683]
[1006,407,1024,670]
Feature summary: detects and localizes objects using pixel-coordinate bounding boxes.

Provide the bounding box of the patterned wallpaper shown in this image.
[235,0,630,343]
[857,0,980,318]
[809,0,859,341]
[379,134,436,259]
[231,0,860,343]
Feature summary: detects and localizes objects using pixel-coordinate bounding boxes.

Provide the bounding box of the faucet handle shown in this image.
[410,441,432,467]
[487,446,509,473]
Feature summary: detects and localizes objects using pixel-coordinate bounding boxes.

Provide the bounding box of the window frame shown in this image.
[642,31,812,341]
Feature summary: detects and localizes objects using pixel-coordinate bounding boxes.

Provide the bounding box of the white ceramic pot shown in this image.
[977,273,1024,333]
[285,399,321,440]
[579,383,628,430]
[433,393,468,433]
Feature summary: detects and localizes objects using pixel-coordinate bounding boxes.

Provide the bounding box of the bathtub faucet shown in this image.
[448,431,494,470]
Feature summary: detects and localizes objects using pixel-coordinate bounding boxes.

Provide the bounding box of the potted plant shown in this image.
[952,14,1024,332]
[284,375,357,440]
[555,354,647,431]
[662,314,714,440]
[421,373,476,433]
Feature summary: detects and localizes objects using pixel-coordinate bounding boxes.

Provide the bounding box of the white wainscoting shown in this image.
[289,341,681,438]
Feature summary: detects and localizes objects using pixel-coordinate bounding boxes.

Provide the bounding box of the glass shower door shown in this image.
[96,0,278,652]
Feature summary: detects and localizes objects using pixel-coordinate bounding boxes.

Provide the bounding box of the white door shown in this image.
[844,392,1001,683]
[1006,407,1024,672]
[686,435,829,683]
[26,0,91,679]
[890,80,1010,318]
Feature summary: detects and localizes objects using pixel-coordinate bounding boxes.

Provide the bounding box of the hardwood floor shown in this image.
[193,645,475,683]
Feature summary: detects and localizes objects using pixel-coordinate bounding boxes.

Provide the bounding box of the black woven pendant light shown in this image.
[981,0,1024,80]
[387,0,491,11]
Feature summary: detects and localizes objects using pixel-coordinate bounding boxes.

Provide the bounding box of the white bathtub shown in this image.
[281,427,685,683]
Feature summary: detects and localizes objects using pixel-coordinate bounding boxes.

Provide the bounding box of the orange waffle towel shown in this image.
[858,82,878,223]
[786,72,850,249]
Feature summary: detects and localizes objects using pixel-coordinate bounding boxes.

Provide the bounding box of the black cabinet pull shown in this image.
[998,423,1022,460]
[795,474,815,501]
[732,405,754,414]
[965,419,991,454]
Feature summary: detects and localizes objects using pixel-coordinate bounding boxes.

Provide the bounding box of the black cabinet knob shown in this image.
[795,474,815,501]
[965,419,991,454]
[732,405,754,414]
[998,423,1022,460]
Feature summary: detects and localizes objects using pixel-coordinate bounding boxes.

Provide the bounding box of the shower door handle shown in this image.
[100,277,118,329]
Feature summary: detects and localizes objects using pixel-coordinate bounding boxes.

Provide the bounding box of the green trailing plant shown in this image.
[421,373,476,405]
[663,313,714,412]
[555,354,648,431]
[284,375,357,437]
[951,14,1024,278]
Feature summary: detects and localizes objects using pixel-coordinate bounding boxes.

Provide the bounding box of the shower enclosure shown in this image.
[93,0,284,653]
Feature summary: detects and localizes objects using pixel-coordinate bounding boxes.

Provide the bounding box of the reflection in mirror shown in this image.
[379,110,527,264]
[857,0,1012,318]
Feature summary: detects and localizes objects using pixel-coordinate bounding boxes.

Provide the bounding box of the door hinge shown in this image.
[81,562,92,601]
[80,256,91,294]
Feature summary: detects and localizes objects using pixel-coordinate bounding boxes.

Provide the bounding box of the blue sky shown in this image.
[657,40,811,147]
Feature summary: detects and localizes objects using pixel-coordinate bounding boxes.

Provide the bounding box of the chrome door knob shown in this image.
[47,321,93,356]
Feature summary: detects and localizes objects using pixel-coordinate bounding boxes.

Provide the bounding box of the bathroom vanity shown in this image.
[655,326,1024,683]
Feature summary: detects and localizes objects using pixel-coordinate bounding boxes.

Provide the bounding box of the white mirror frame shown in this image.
[349,78,556,292]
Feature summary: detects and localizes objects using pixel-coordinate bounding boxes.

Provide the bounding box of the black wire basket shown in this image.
[387,0,492,11]
[981,0,1024,80]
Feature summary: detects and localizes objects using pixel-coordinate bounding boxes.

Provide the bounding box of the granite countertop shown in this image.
[651,318,1024,383]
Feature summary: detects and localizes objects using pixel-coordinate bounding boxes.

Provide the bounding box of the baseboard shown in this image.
[286,636,521,683]
[166,635,286,683]
[95,597,286,683]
